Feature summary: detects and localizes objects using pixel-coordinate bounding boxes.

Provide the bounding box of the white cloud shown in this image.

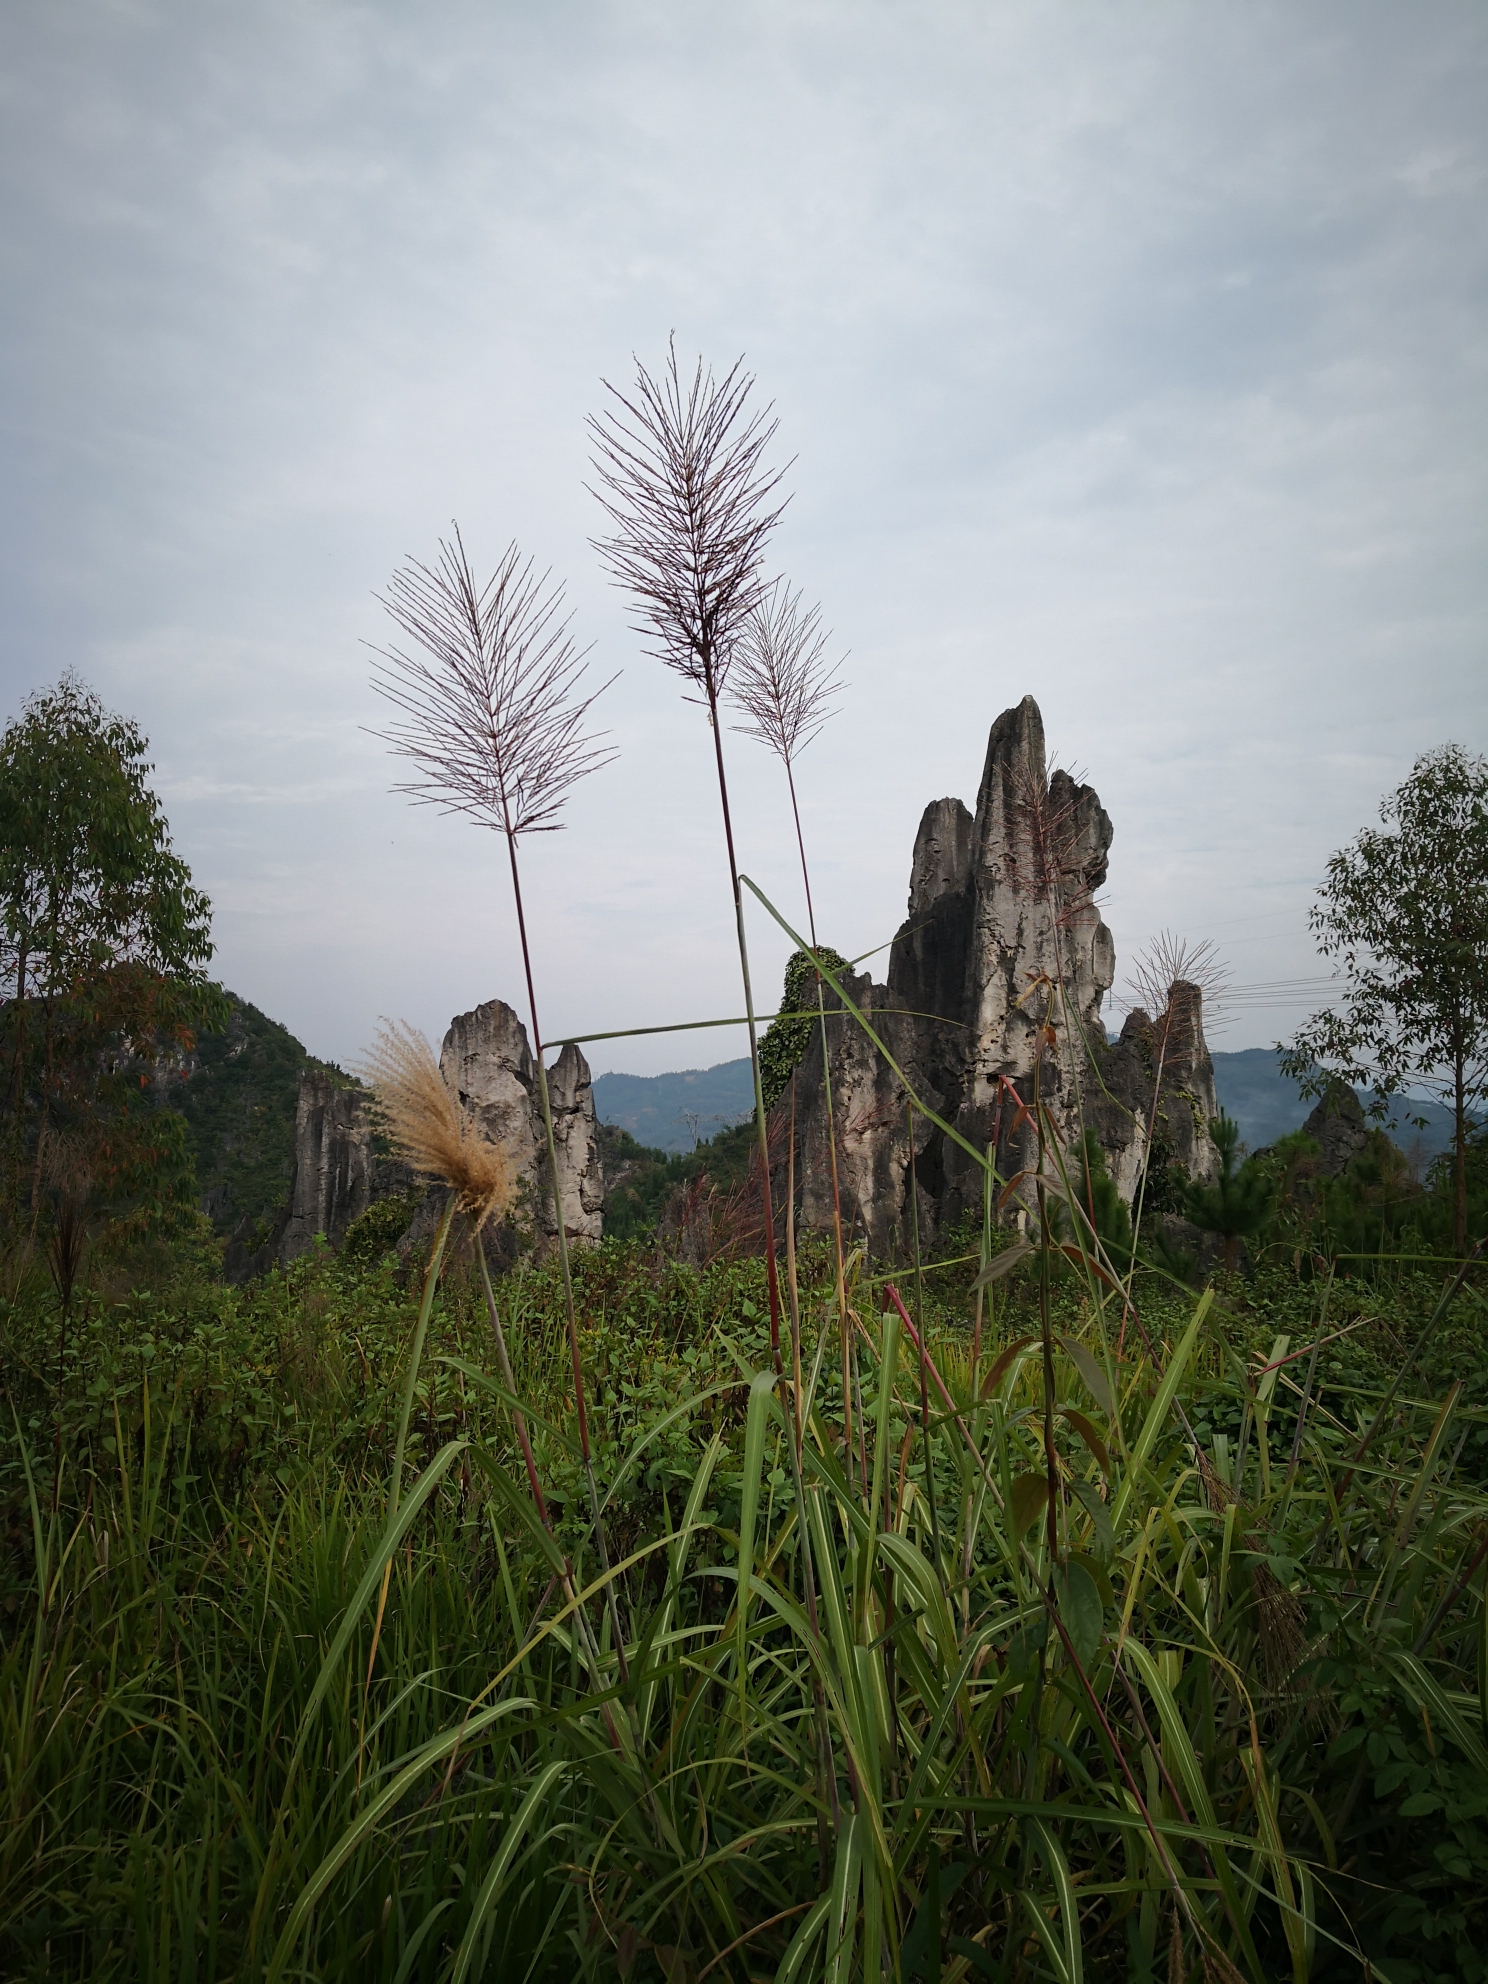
[1,0,1483,1071]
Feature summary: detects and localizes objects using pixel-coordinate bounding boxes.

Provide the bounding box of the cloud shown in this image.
[1,0,1483,1070]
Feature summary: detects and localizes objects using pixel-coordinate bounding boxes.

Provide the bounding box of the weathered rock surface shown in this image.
[440,1000,604,1246]
[1087,987,1221,1207]
[276,1073,411,1266]
[791,695,1218,1256]
[273,998,602,1268]
[1303,1084,1370,1177]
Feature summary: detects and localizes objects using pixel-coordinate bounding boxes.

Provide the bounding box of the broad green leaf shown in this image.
[1010,1472,1051,1538]
[1054,1559,1103,1670]
[1070,1550,1115,1612]
[1061,1407,1110,1475]
[980,1334,1038,1400]
[1071,1479,1115,1564]
[1057,1334,1116,1419]
[971,1243,1034,1290]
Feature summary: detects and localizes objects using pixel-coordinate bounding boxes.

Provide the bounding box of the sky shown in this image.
[2,1,1484,1076]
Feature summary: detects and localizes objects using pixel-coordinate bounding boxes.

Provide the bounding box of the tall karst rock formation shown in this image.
[791,695,1218,1255]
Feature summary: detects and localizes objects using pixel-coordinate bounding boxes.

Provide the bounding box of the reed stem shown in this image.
[505,830,628,1681]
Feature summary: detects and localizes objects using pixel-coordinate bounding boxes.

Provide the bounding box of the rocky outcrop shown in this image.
[791,695,1217,1256]
[272,997,603,1268]
[276,1073,411,1265]
[1087,986,1220,1206]
[1303,1084,1370,1177]
[440,1000,604,1246]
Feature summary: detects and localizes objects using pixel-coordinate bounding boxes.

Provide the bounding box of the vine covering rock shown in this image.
[758,946,848,1109]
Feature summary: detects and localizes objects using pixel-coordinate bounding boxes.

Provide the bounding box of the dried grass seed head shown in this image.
[369,525,616,840]
[1121,931,1231,1046]
[730,578,846,766]
[361,1020,510,1227]
[588,338,789,698]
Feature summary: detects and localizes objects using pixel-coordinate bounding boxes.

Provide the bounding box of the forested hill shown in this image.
[161,1016,1470,1231]
[1206,1046,1466,1156]
[160,992,341,1234]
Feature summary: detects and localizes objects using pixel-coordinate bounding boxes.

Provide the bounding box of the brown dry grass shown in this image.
[361,1021,511,1228]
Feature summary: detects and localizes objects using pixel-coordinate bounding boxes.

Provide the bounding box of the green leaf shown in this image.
[979,1334,1037,1400]
[1112,1293,1210,1530]
[736,1366,780,1696]
[1009,1472,1051,1537]
[971,1242,1034,1290]
[1069,1550,1114,1613]
[1060,1407,1110,1475]
[1054,1559,1103,1670]
[1070,1479,1114,1564]
[1056,1335,1116,1419]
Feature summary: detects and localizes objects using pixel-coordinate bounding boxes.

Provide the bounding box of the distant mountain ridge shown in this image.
[592,1050,1468,1163]
[590,1062,755,1153]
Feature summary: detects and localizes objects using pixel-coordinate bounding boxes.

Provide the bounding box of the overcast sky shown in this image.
[2,2,1484,1075]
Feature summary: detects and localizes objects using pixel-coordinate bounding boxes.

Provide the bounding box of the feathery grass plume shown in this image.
[588,339,787,698]
[367,522,627,1677]
[590,345,842,1816]
[361,1021,510,1228]
[589,342,788,1362]
[369,528,616,835]
[1111,931,1230,1277]
[731,579,844,760]
[730,577,846,938]
[1123,929,1230,1046]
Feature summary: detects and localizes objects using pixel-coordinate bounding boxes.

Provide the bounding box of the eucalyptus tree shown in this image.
[0,674,217,1218]
[1281,744,1488,1252]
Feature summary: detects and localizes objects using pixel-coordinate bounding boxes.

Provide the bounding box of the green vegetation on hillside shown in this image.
[599,1119,760,1243]
[1,676,223,1249]
[166,992,339,1234]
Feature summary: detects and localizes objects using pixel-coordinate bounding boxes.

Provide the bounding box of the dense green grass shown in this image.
[3,1217,1487,1984]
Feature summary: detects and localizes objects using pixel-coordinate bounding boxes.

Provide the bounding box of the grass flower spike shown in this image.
[361,1020,509,1228]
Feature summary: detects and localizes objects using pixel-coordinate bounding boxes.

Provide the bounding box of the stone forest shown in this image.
[4,464,1486,1984]
[262,697,1223,1278]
